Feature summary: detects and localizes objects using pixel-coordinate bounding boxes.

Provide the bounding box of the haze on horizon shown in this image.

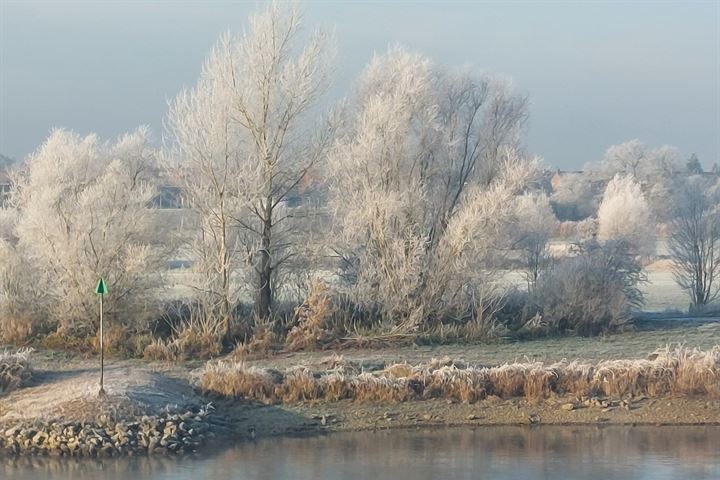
[0,0,718,169]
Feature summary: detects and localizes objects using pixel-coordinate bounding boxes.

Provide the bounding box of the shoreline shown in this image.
[2,396,719,458]
[1,343,719,457]
[213,396,720,444]
[2,384,719,457]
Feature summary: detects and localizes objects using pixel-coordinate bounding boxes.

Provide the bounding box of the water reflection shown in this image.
[3,426,719,480]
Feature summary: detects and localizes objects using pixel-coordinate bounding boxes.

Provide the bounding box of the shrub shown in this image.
[0,348,33,395]
[11,128,166,338]
[285,281,338,352]
[144,308,224,362]
[40,330,93,353]
[533,240,645,335]
[143,329,221,363]
[327,46,534,332]
[143,337,178,362]
[0,241,47,343]
[199,361,279,403]
[233,317,281,360]
[597,174,656,257]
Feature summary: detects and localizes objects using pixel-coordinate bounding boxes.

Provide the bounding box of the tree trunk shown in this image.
[255,197,273,319]
[220,209,232,341]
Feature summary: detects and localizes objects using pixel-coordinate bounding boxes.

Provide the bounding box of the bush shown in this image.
[597,174,656,257]
[233,317,281,360]
[144,305,225,362]
[143,327,221,362]
[0,348,33,395]
[0,241,47,343]
[285,281,339,352]
[533,240,645,335]
[40,330,94,353]
[11,128,166,338]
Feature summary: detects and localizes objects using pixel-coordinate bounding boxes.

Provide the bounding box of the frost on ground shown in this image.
[0,362,204,424]
[199,347,720,404]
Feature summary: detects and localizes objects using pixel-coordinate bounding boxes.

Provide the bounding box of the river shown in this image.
[3,425,719,479]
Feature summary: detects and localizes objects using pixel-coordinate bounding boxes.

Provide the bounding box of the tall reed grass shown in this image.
[198,346,720,404]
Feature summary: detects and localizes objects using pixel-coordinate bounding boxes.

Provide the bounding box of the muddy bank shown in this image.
[197,346,720,440]
[212,395,720,445]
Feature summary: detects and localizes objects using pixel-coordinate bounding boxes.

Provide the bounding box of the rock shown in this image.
[0,408,211,458]
[32,431,48,445]
[560,403,575,411]
[466,414,479,420]
[421,413,432,421]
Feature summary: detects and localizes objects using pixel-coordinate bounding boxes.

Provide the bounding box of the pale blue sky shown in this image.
[1,0,718,169]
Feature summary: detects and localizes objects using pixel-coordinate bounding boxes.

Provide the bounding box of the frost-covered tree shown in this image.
[535,240,645,335]
[549,172,598,221]
[668,179,720,309]
[597,174,656,257]
[600,140,684,183]
[326,47,534,330]
[166,3,334,329]
[599,139,685,220]
[9,128,164,334]
[512,192,559,289]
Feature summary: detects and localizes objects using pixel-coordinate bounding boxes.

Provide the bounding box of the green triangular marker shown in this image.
[95,278,108,295]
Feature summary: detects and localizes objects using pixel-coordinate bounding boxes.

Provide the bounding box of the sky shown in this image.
[0,0,718,170]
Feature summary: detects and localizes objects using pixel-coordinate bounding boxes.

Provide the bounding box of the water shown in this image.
[3,426,719,479]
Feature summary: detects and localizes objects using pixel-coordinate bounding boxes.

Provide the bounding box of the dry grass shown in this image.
[233,318,281,360]
[40,330,94,353]
[143,304,226,362]
[0,316,38,344]
[143,328,221,362]
[285,281,337,352]
[198,346,720,404]
[199,361,278,403]
[0,348,33,395]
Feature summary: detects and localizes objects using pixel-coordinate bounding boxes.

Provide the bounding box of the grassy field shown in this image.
[641,271,688,312]
[245,319,720,372]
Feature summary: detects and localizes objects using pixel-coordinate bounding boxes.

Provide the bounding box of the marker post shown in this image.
[95,278,108,396]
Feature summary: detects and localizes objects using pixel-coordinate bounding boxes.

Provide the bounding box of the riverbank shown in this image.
[203,346,720,441]
[0,360,219,456]
[1,330,719,456]
[214,396,720,444]
[4,370,718,457]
